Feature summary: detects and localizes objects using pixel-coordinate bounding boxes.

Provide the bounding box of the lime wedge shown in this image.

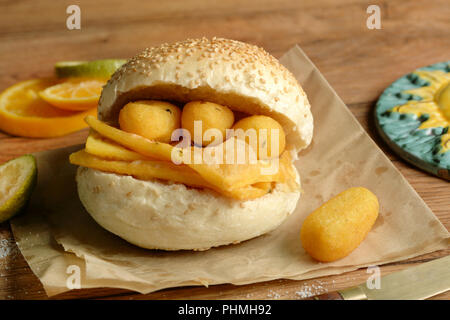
[0,155,37,223]
[55,59,127,78]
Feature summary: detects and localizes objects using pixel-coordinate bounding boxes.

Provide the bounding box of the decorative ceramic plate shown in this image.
[375,61,450,180]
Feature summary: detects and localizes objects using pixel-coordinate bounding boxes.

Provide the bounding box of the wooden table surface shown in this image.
[0,0,449,300]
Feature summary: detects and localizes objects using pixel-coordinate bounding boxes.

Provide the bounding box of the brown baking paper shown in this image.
[10,46,450,297]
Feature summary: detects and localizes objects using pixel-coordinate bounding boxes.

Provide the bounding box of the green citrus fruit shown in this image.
[54,59,127,78]
[0,155,37,223]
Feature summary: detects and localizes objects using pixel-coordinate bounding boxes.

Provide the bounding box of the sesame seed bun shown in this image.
[77,38,310,251]
[99,37,313,154]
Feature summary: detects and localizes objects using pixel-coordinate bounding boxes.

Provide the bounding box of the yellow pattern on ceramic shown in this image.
[392,70,450,153]
[441,132,450,153]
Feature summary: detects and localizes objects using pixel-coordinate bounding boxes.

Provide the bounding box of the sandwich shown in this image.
[69,37,313,250]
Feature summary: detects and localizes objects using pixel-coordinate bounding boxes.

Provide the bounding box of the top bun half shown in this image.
[98,38,313,154]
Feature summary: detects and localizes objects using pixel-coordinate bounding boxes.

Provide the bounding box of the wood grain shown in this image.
[0,0,448,300]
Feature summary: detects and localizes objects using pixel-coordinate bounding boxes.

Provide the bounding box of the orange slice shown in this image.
[39,78,106,111]
[0,78,96,138]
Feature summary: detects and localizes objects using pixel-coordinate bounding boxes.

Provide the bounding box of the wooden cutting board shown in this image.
[0,0,449,300]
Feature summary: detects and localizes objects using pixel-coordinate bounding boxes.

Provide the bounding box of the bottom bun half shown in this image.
[76,166,301,251]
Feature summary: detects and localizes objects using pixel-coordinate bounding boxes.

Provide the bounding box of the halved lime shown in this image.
[55,59,127,78]
[0,155,37,223]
